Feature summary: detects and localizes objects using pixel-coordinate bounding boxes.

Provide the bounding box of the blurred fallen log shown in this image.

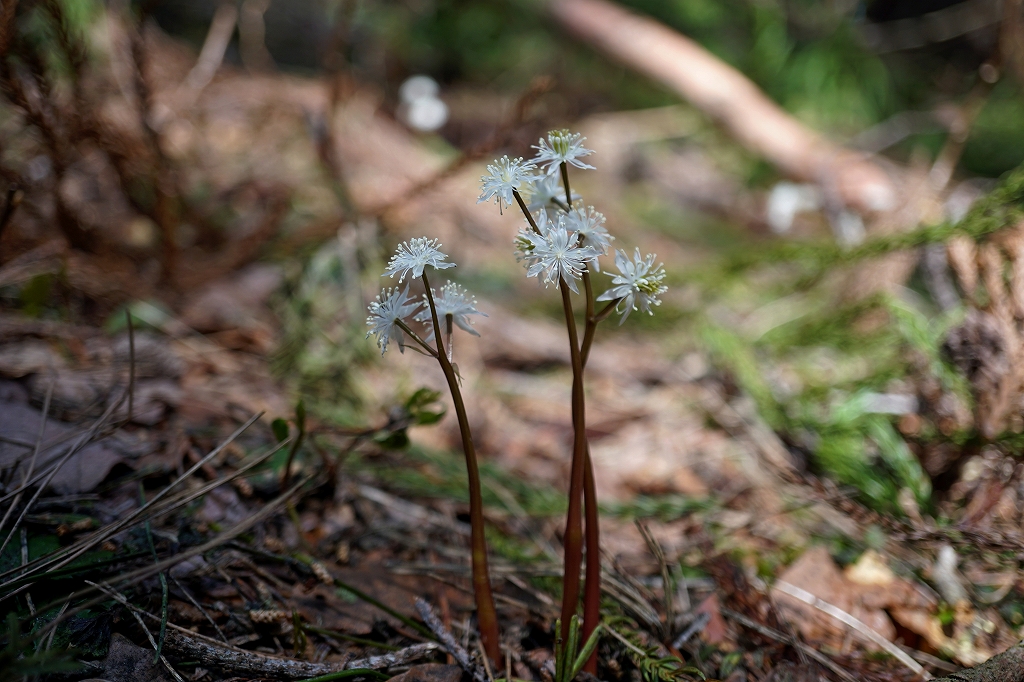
[162,631,438,680]
[547,0,899,215]
[931,641,1024,682]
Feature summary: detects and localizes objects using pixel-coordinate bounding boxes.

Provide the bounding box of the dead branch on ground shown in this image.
[547,0,899,215]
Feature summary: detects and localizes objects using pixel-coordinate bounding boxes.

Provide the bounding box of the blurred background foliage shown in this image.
[147,0,1024,177]
[7,0,1020,516]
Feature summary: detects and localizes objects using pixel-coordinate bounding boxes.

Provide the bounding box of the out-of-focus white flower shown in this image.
[525,174,579,211]
[414,281,487,340]
[383,237,456,283]
[525,223,601,294]
[399,75,440,102]
[597,248,668,323]
[565,206,613,264]
[478,156,539,212]
[532,130,595,175]
[405,98,449,132]
[398,75,449,132]
[366,285,421,355]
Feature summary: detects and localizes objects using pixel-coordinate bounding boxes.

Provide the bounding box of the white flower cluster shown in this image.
[479,129,668,322]
[367,239,484,355]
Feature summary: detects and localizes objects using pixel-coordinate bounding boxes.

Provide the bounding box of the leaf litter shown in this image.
[0,6,1023,682]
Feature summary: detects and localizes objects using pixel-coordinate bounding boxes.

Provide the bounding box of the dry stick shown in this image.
[100,588,434,680]
[671,612,709,649]
[182,1,238,92]
[773,580,929,679]
[719,607,858,682]
[170,573,228,643]
[163,630,436,680]
[635,520,674,641]
[547,0,897,215]
[421,269,501,666]
[85,580,186,682]
[415,598,482,682]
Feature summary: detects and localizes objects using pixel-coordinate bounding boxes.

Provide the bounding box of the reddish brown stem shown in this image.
[422,271,500,666]
[558,277,587,643]
[581,446,600,674]
[566,160,602,672]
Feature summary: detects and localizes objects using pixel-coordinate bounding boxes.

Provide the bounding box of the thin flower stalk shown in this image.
[557,274,588,650]
[477,136,667,675]
[512,176,588,646]
[563,161,600,674]
[420,270,501,666]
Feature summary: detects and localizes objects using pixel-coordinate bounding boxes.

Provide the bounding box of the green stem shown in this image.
[421,271,501,666]
[558,277,587,643]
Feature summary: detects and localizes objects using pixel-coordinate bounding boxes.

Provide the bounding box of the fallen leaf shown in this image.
[388,663,463,682]
[695,594,728,645]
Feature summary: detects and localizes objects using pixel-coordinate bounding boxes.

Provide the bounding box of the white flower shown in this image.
[383,237,456,283]
[596,248,668,324]
[414,281,487,340]
[532,130,595,175]
[366,285,421,355]
[565,206,613,266]
[525,174,579,211]
[525,223,601,294]
[478,156,539,211]
[513,209,556,265]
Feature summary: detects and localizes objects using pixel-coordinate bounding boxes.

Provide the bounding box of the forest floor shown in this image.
[1,13,1024,682]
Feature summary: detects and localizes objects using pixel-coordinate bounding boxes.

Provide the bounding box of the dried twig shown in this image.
[547,0,898,214]
[162,630,436,680]
[774,580,929,679]
[720,607,858,682]
[670,612,709,649]
[85,580,186,682]
[415,598,484,682]
[635,520,674,639]
[182,1,237,92]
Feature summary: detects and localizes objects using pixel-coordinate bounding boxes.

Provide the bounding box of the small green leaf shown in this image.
[570,624,603,679]
[405,388,441,411]
[414,409,446,426]
[375,430,409,450]
[272,419,290,443]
